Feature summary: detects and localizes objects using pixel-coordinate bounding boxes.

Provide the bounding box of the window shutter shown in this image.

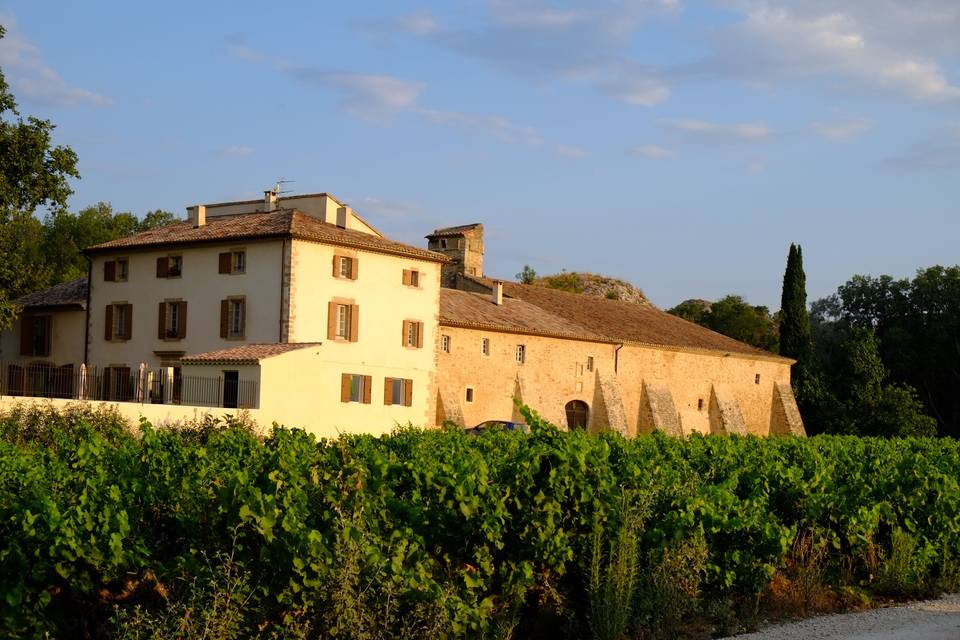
[415,322,423,348]
[332,254,341,277]
[158,302,166,339]
[327,301,337,340]
[39,318,51,357]
[340,373,351,403]
[384,378,394,405]
[401,320,409,346]
[122,304,133,340]
[220,300,228,338]
[104,260,116,282]
[350,258,358,280]
[349,304,359,342]
[178,302,188,339]
[19,317,33,355]
[104,305,114,341]
[156,257,169,278]
[402,269,411,286]
[362,376,372,404]
[102,367,112,400]
[404,379,413,407]
[218,252,231,274]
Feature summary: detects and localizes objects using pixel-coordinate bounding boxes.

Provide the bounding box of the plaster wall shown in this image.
[0,308,86,366]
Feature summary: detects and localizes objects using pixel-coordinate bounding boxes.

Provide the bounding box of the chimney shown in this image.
[493,280,503,305]
[264,189,278,212]
[190,204,206,228]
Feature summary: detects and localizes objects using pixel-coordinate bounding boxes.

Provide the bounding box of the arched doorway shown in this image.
[565,400,589,430]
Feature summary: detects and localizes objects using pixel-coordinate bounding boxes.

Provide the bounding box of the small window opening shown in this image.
[755,373,761,385]
[697,398,704,411]
[465,387,474,403]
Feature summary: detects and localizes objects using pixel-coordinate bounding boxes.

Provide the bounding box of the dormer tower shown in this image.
[426,223,484,288]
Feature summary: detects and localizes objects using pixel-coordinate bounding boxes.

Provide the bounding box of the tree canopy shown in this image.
[667,296,778,352]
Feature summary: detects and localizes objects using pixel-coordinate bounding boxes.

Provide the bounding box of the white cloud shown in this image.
[555,144,590,158]
[660,119,771,143]
[629,144,675,159]
[811,118,872,139]
[416,108,543,145]
[697,3,960,103]
[0,18,110,107]
[221,145,254,157]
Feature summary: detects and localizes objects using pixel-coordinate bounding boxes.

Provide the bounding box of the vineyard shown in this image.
[2,404,960,639]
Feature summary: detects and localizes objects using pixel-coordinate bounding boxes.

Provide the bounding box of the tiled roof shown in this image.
[458,275,789,361]
[15,278,88,309]
[440,289,610,342]
[426,223,482,238]
[85,210,448,263]
[181,343,322,365]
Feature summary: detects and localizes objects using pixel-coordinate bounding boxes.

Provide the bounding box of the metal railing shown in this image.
[0,362,258,409]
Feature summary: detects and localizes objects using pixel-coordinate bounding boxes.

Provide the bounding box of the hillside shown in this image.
[533,272,651,305]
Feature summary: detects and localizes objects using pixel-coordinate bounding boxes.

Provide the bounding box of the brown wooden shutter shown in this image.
[178,302,188,339]
[362,375,372,404]
[384,378,394,405]
[220,300,228,338]
[239,300,246,338]
[415,322,423,348]
[401,320,409,346]
[156,257,169,278]
[19,317,33,355]
[350,258,358,280]
[158,302,166,339]
[101,367,111,400]
[104,260,116,282]
[327,301,338,340]
[340,373,351,403]
[104,305,114,341]
[349,304,359,342]
[39,317,51,357]
[404,379,413,407]
[402,269,411,286]
[332,254,341,277]
[122,304,133,340]
[218,252,231,274]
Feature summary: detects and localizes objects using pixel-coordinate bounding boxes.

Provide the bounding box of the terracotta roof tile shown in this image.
[15,278,87,309]
[440,289,610,342]
[458,275,789,361]
[181,343,322,365]
[85,210,448,263]
[426,223,482,238]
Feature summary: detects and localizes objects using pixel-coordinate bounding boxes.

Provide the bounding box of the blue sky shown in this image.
[1,1,957,309]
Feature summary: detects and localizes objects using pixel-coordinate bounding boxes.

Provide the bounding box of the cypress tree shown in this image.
[779,244,812,383]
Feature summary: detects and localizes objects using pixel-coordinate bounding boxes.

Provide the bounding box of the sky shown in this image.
[0,1,957,309]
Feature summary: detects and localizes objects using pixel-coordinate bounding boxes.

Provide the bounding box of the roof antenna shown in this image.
[274,178,295,196]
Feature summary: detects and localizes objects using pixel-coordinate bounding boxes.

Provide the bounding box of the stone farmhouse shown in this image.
[0,189,804,437]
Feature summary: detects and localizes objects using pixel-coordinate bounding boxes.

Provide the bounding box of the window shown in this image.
[516,344,526,364]
[440,239,448,249]
[384,377,413,406]
[19,315,51,357]
[218,250,246,275]
[156,256,183,278]
[332,254,357,280]
[577,363,584,376]
[116,259,129,281]
[465,387,475,403]
[104,258,130,282]
[220,297,245,339]
[341,373,372,404]
[481,337,490,356]
[159,300,187,339]
[587,356,594,372]
[403,269,421,287]
[106,303,132,341]
[336,304,351,339]
[327,300,359,342]
[755,373,761,385]
[440,334,451,353]
[698,398,704,411]
[339,256,353,279]
[402,320,423,348]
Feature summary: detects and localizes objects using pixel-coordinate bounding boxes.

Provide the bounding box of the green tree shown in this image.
[668,297,778,352]
[0,25,80,327]
[779,244,812,364]
[516,264,537,284]
[667,299,710,325]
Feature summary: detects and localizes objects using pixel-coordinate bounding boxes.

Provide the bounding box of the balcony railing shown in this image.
[0,362,258,409]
